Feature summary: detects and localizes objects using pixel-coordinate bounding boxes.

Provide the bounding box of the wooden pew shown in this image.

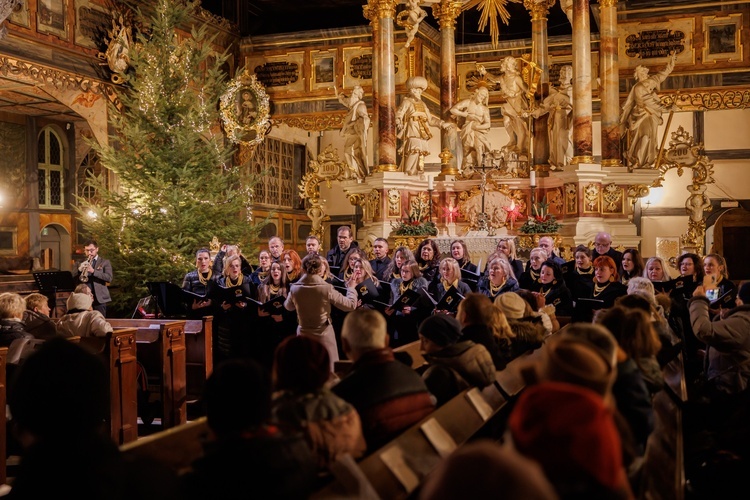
[80,329,140,445]
[108,317,212,404]
[120,417,210,475]
[313,382,510,499]
[108,319,188,430]
[0,347,6,484]
[392,340,426,369]
[640,352,687,500]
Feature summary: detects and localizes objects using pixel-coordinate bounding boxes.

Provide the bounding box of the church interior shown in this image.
[0,0,749,497]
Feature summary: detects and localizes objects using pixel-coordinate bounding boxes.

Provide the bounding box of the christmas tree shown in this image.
[80,0,261,312]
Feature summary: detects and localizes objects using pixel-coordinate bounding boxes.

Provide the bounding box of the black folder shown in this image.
[355,278,382,302]
[460,267,481,287]
[709,288,736,308]
[423,286,465,313]
[382,288,423,312]
[248,295,286,314]
[213,284,253,305]
[651,280,674,294]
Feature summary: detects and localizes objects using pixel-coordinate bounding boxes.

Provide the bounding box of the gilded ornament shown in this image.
[432,1,464,30]
[298,146,349,237]
[387,189,402,217]
[662,89,750,112]
[602,183,624,214]
[583,183,600,213]
[220,70,271,148]
[276,114,345,132]
[598,0,618,8]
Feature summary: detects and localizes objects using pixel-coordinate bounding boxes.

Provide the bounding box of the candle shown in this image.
[428,176,434,190]
[530,170,536,186]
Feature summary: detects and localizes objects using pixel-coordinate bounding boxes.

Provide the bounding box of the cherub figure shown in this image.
[396,0,427,49]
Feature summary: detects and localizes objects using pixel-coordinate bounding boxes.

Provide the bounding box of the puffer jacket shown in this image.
[56,310,112,338]
[689,298,750,394]
[422,340,495,406]
[272,388,366,470]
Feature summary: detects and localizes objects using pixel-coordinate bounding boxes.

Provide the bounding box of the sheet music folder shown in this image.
[145,281,192,317]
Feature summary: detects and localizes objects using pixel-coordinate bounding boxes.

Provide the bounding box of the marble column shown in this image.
[369,0,398,172]
[432,0,463,176]
[571,0,594,164]
[364,4,381,167]
[599,0,621,167]
[526,0,556,169]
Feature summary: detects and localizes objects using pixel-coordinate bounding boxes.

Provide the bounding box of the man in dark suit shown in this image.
[76,240,112,316]
[326,225,357,270]
[591,231,623,270]
[369,237,391,281]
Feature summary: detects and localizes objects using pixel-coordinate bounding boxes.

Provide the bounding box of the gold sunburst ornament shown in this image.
[463,0,514,48]
[220,69,271,147]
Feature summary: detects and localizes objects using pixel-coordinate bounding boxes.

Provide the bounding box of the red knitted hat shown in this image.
[508,381,625,492]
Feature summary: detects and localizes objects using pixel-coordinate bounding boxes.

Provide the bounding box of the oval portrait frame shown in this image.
[220,69,271,146]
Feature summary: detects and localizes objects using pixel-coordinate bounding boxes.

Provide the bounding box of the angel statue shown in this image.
[396,0,428,49]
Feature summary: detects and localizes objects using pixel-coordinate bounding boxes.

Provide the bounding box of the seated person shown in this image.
[9,338,180,498]
[417,314,495,406]
[334,309,434,449]
[0,292,34,347]
[56,292,113,338]
[182,359,316,499]
[23,293,58,340]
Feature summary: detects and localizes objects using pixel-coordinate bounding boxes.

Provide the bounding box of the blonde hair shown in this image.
[25,293,49,312]
[0,293,26,319]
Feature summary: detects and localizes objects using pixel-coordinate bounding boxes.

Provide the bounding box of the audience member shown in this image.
[183,359,316,499]
[22,293,58,340]
[9,338,179,499]
[271,336,366,469]
[56,292,113,338]
[494,292,546,357]
[0,292,34,347]
[456,293,506,369]
[334,309,434,449]
[419,440,557,500]
[417,314,495,406]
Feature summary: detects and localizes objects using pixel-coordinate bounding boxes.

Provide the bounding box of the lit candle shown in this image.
[530,170,536,187]
[428,176,434,190]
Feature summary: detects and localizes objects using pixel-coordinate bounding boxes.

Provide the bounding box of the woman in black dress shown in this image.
[574,255,626,323]
[215,254,257,362]
[703,253,737,310]
[478,257,520,300]
[518,247,546,292]
[536,260,574,317]
[428,257,473,308]
[256,261,295,370]
[416,238,441,283]
[564,244,595,302]
[385,259,429,346]
[250,250,272,286]
[619,248,644,286]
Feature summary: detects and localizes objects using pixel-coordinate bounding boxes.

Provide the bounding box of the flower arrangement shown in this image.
[390,204,438,236]
[518,201,562,234]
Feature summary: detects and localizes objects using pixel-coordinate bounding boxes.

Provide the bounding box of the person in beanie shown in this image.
[417,314,495,406]
[494,291,546,360]
[508,381,634,499]
[56,292,113,338]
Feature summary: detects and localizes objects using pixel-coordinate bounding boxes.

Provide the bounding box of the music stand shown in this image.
[145,281,188,318]
[33,271,77,317]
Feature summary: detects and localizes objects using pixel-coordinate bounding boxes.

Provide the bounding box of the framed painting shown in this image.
[220,70,271,147]
[310,49,336,91]
[703,14,743,63]
[37,0,68,39]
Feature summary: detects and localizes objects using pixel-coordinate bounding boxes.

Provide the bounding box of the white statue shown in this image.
[396,0,427,49]
[560,0,573,24]
[533,65,573,170]
[686,183,711,223]
[396,76,450,176]
[450,85,492,174]
[620,53,677,169]
[0,0,22,41]
[498,56,530,155]
[337,85,370,180]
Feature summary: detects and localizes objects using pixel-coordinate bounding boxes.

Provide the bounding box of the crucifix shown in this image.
[475,153,501,232]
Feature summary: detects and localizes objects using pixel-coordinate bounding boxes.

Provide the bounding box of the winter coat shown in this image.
[689,298,750,395]
[333,348,434,449]
[421,340,496,406]
[55,310,112,338]
[272,388,366,470]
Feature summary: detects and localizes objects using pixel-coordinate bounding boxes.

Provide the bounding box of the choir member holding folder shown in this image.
[427,258,471,316]
[215,254,257,363]
[253,261,296,370]
[385,260,429,347]
[182,248,216,319]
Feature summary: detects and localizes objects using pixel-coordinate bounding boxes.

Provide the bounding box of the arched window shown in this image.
[77,150,108,203]
[38,127,65,209]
